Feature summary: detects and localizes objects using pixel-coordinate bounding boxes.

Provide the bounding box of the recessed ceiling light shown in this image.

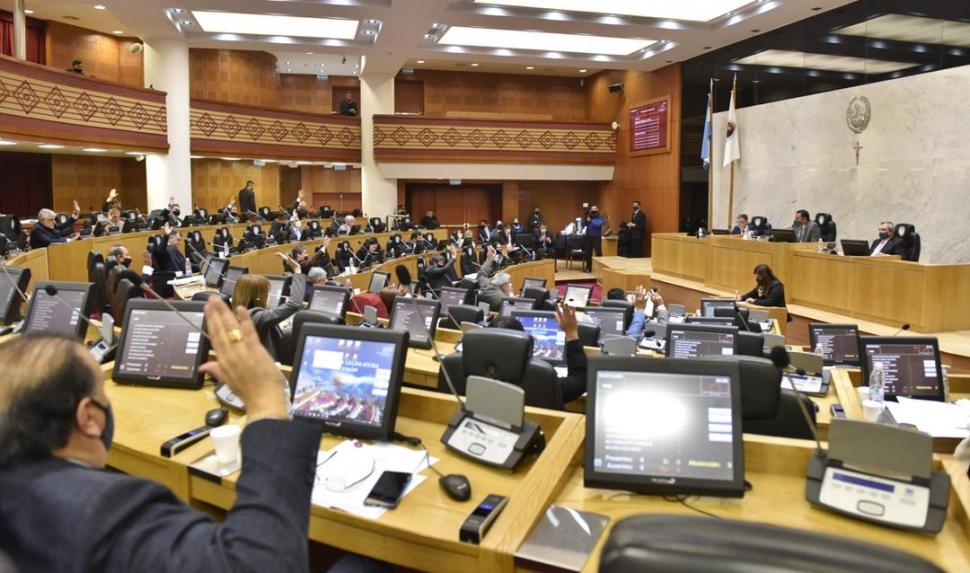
[470,62,479,67]
[83,148,107,152]
[734,49,917,74]
[173,8,184,13]
[364,30,373,35]
[94,4,107,10]
[24,9,34,14]
[113,30,124,35]
[579,68,587,72]
[0,140,17,146]
[221,157,242,161]
[287,68,292,72]
[306,51,314,55]
[38,144,64,149]
[416,59,425,64]
[835,14,970,48]
[285,61,291,65]
[440,26,654,56]
[182,20,190,25]
[125,151,147,155]
[526,65,534,69]
[472,0,754,23]
[192,11,359,39]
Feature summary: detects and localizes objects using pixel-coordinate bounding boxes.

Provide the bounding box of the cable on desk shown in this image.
[391,431,446,478]
[662,495,722,519]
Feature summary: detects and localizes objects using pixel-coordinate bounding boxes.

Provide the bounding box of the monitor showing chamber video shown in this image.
[512,310,566,365]
[666,324,738,359]
[23,281,92,340]
[522,277,546,291]
[113,300,208,389]
[809,323,860,366]
[585,357,743,497]
[583,307,627,338]
[388,297,440,349]
[289,326,407,440]
[860,336,943,401]
[309,285,350,318]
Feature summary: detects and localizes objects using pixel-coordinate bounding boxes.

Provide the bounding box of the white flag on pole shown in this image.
[723,75,741,168]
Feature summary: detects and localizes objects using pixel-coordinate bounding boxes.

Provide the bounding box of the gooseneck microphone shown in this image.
[107,272,212,343]
[892,323,911,336]
[406,280,467,412]
[43,284,100,334]
[770,346,823,454]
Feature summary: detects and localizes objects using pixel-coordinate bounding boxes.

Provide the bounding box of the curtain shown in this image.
[0,152,53,217]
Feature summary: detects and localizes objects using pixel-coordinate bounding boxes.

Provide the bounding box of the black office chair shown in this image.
[114,278,142,320]
[87,251,105,277]
[319,205,334,219]
[460,246,479,276]
[145,235,161,266]
[335,241,354,272]
[601,300,635,331]
[277,310,347,366]
[565,236,584,270]
[184,230,207,265]
[815,212,837,242]
[439,304,484,331]
[437,329,563,410]
[894,223,921,262]
[268,221,288,244]
[0,215,21,242]
[521,286,548,309]
[213,227,233,252]
[706,355,780,421]
[600,514,942,573]
[257,206,274,221]
[750,216,771,236]
[736,331,766,357]
[306,219,323,239]
[577,323,601,347]
[191,291,230,305]
[368,216,386,233]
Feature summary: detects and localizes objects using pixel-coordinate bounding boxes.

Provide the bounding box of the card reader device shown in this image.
[459,494,508,544]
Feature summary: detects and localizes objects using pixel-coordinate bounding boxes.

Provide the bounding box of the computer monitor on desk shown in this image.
[368,271,390,294]
[700,298,736,318]
[388,297,440,349]
[769,229,796,243]
[512,310,566,366]
[264,275,291,307]
[439,286,469,315]
[666,324,738,359]
[501,297,535,317]
[204,258,227,288]
[859,336,944,401]
[23,281,95,341]
[809,323,860,366]
[582,307,627,338]
[219,266,248,297]
[308,285,350,319]
[113,300,208,389]
[840,240,870,257]
[563,284,593,308]
[0,266,30,324]
[585,356,744,497]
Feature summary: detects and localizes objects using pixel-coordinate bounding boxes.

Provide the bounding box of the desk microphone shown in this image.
[735,309,753,332]
[42,284,99,335]
[110,272,213,343]
[770,346,823,454]
[892,323,911,336]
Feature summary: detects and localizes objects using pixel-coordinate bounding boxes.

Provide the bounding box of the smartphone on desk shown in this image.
[364,471,412,509]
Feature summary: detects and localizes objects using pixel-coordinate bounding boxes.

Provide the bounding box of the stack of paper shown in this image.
[885,397,970,438]
[311,440,438,520]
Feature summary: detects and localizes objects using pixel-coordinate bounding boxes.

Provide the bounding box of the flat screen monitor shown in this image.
[113,300,209,389]
[770,229,797,243]
[219,265,248,297]
[521,277,547,292]
[0,265,29,324]
[700,298,736,318]
[264,275,290,307]
[512,310,566,366]
[23,281,94,341]
[665,324,738,359]
[859,336,944,401]
[841,239,870,257]
[585,356,744,497]
[204,258,227,287]
[809,323,861,366]
[563,284,593,308]
[368,271,390,294]
[583,307,627,338]
[686,316,737,328]
[388,296,440,349]
[289,324,408,441]
[439,286,468,315]
[500,297,534,317]
[308,285,350,319]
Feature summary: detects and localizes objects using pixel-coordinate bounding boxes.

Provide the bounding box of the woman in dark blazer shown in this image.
[738,264,786,308]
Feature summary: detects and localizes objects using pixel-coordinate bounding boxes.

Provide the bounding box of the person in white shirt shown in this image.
[337,215,356,236]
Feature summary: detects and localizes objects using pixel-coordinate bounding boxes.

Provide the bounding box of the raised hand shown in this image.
[555,302,579,342]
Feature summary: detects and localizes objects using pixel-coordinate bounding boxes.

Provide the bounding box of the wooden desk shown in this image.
[6,248,49,293]
[548,435,970,572]
[189,388,584,573]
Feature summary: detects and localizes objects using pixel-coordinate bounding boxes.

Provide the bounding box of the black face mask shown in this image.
[591,211,599,217]
[173,210,181,217]
[122,257,132,268]
[878,231,890,240]
[89,398,114,451]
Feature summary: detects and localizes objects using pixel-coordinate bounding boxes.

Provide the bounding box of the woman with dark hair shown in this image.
[738,264,786,307]
[231,252,306,359]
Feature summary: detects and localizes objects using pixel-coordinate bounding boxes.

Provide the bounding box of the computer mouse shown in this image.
[440,474,472,502]
[205,408,228,428]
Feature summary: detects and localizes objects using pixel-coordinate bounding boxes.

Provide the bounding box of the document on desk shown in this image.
[885,397,970,438]
[311,440,438,520]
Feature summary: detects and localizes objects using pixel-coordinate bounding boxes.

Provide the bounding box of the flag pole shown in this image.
[727,75,736,228]
[706,77,714,232]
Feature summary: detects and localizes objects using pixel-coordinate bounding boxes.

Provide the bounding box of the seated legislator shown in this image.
[153,222,187,273]
[792,209,821,243]
[106,245,133,269]
[290,240,334,278]
[29,203,80,249]
[738,264,787,308]
[477,245,514,311]
[421,210,439,230]
[232,253,307,360]
[424,245,460,293]
[0,302,324,571]
[337,214,357,236]
[625,286,670,337]
[731,213,751,235]
[535,224,555,259]
[870,220,904,256]
[493,303,588,403]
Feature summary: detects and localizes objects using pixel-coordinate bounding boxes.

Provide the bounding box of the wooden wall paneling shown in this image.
[190,159,280,212]
[501,181,518,224]
[51,155,146,214]
[0,151,51,217]
[394,79,425,114]
[279,165,302,210]
[301,166,362,212]
[461,186,501,225]
[403,183,502,226]
[189,49,279,107]
[278,74,360,115]
[118,158,147,212]
[408,186,438,223]
[45,21,143,88]
[516,181,599,233]
[587,65,682,255]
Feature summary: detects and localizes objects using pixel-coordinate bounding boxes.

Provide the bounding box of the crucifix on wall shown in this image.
[852,140,863,166]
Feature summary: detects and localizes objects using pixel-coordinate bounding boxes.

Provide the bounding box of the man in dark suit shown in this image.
[478,219,493,244]
[870,221,903,256]
[238,180,257,217]
[792,209,821,243]
[154,222,187,273]
[339,92,359,116]
[29,203,80,249]
[0,301,324,571]
[627,200,646,258]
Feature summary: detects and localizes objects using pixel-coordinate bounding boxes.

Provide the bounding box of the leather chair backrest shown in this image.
[743,389,817,440]
[191,291,230,305]
[91,261,110,318]
[895,223,920,261]
[601,300,634,329]
[87,251,105,277]
[577,323,601,346]
[521,286,547,308]
[443,304,484,329]
[462,329,532,384]
[277,310,346,366]
[437,344,563,410]
[736,331,765,358]
[705,354,781,421]
[114,278,140,319]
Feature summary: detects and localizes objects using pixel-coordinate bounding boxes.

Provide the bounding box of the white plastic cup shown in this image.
[211,425,242,464]
[861,399,885,422]
[856,386,870,402]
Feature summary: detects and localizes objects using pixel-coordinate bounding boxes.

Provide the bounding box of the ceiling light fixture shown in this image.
[470,62,479,67]
[38,144,64,149]
[526,65,534,69]
[83,148,107,152]
[734,49,918,74]
[416,60,425,64]
[579,68,587,72]
[192,11,359,39]
[24,9,34,14]
[835,14,970,48]
[0,140,17,146]
[94,4,107,10]
[439,26,654,56]
[113,30,124,34]
[472,0,755,23]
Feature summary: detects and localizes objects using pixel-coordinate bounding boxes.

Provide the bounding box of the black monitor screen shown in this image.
[583,307,626,338]
[24,286,89,339]
[810,324,860,365]
[513,311,566,364]
[309,287,349,317]
[266,276,287,307]
[563,285,592,308]
[686,316,736,327]
[701,298,735,318]
[667,325,737,359]
[0,266,28,324]
[592,370,736,481]
[368,271,389,294]
[439,287,468,314]
[220,266,247,296]
[861,337,943,400]
[501,298,534,317]
[205,259,226,287]
[388,298,440,349]
[290,334,400,435]
[114,305,206,386]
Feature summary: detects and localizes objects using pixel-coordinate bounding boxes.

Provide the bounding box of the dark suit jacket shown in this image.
[0,419,322,572]
[869,236,903,256]
[28,217,76,249]
[153,234,186,273]
[238,188,257,215]
[741,279,787,308]
[631,210,646,238]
